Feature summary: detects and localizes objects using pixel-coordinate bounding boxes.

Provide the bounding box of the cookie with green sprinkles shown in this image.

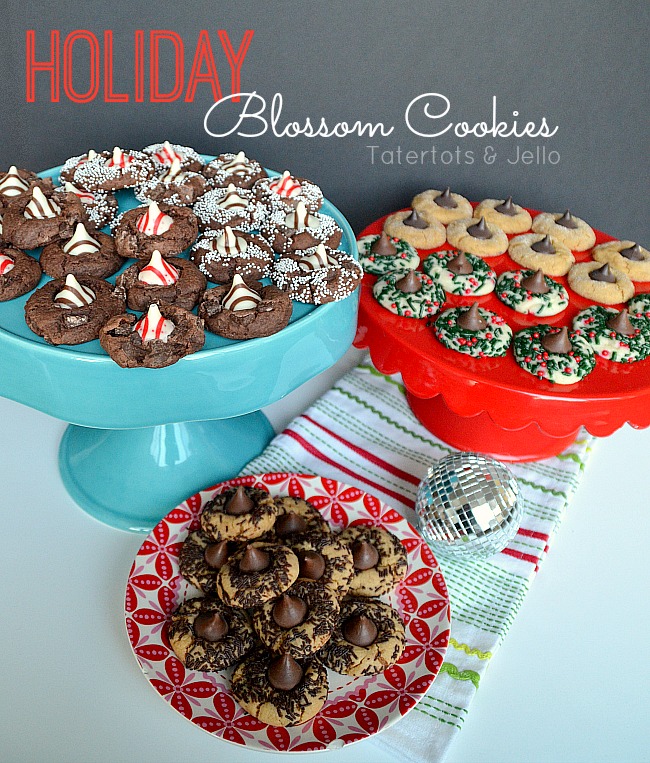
[356,232,420,276]
[373,269,445,319]
[513,325,595,384]
[433,303,512,357]
[496,269,569,317]
[628,293,650,323]
[422,249,496,296]
[572,306,650,363]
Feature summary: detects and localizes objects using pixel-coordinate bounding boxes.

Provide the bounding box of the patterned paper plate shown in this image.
[124,473,451,752]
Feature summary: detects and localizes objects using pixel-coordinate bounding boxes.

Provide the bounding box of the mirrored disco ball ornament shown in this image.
[415,453,522,559]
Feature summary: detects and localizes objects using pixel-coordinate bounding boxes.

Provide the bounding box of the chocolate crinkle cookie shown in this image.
[66,147,155,192]
[142,141,204,173]
[39,223,125,280]
[56,182,119,229]
[198,276,292,340]
[203,150,267,189]
[99,302,204,368]
[25,275,125,345]
[271,244,362,305]
[135,159,209,207]
[116,253,206,312]
[0,165,53,210]
[3,188,85,250]
[0,246,42,301]
[112,201,199,259]
[190,227,274,284]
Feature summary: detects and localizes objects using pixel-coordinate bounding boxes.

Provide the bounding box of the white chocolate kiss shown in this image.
[63,223,101,256]
[220,151,250,175]
[134,302,175,342]
[285,201,319,231]
[214,226,247,255]
[217,183,248,210]
[24,187,61,219]
[54,274,95,309]
[297,244,334,271]
[136,200,173,236]
[0,166,29,197]
[161,157,186,184]
[222,273,261,311]
[138,250,179,286]
[0,252,15,275]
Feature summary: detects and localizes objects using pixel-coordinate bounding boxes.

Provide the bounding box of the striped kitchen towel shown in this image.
[243,355,594,763]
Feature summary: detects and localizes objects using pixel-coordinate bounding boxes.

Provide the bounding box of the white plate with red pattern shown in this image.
[124,473,451,752]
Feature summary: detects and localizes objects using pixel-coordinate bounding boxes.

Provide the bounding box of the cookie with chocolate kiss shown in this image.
[168,596,255,671]
[318,597,406,677]
[3,189,85,250]
[338,524,407,597]
[198,279,292,340]
[112,203,199,259]
[231,648,328,727]
[190,228,274,284]
[285,531,354,596]
[0,166,53,210]
[251,578,340,658]
[265,495,330,541]
[40,224,125,280]
[200,485,278,542]
[25,275,124,345]
[99,303,204,368]
[203,151,267,190]
[178,530,245,594]
[117,256,206,312]
[0,246,42,301]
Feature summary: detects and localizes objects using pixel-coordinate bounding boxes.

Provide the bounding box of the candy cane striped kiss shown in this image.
[138,249,179,286]
[134,302,175,342]
[136,200,173,236]
[269,170,302,198]
[153,141,182,165]
[0,252,15,275]
[106,146,132,169]
[64,182,95,205]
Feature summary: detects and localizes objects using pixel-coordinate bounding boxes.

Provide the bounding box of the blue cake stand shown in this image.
[0,162,358,532]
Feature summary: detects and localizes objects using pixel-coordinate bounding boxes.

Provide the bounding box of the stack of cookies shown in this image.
[357,187,650,384]
[169,485,407,727]
[0,142,362,368]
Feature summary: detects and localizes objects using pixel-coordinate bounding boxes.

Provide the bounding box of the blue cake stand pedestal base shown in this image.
[58,413,275,532]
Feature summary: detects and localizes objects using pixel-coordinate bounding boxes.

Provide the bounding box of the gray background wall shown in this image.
[0,0,647,241]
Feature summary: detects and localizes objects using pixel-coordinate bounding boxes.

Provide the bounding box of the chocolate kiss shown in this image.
[351,540,379,570]
[589,263,617,283]
[435,187,457,209]
[370,232,397,256]
[403,209,428,229]
[531,235,556,254]
[342,614,378,647]
[224,486,255,516]
[619,243,644,261]
[495,196,518,216]
[298,550,326,580]
[268,653,303,691]
[448,251,473,275]
[194,611,229,641]
[239,546,270,573]
[556,209,579,229]
[467,217,493,240]
[204,540,229,569]
[541,326,573,354]
[395,270,422,293]
[272,594,308,629]
[606,309,635,336]
[275,511,308,537]
[457,302,487,331]
[521,269,550,294]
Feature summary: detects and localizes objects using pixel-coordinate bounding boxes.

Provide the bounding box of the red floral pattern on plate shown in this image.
[124,473,451,752]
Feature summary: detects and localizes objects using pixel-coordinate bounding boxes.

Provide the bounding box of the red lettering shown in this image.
[25,30,60,102]
[63,31,100,104]
[150,30,184,103]
[218,30,254,104]
[134,30,145,103]
[104,31,128,102]
[184,30,222,102]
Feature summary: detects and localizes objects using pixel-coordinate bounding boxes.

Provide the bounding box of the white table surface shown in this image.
[0,346,648,763]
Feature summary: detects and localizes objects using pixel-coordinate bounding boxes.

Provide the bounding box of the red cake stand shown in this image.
[353,209,650,461]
